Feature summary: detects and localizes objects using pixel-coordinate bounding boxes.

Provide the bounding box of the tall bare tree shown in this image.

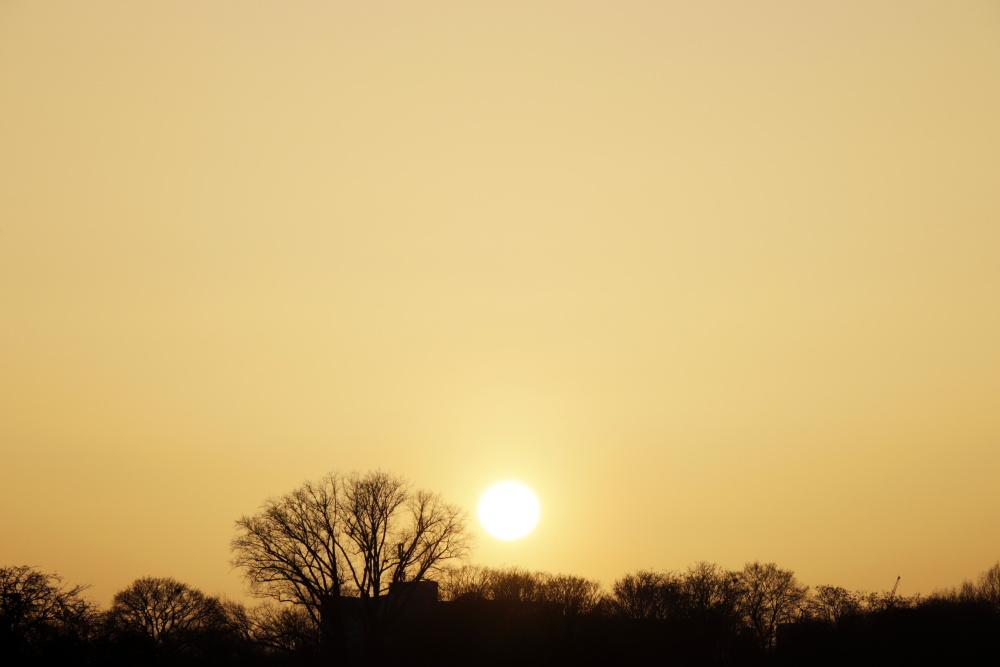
[232,475,343,616]
[231,470,470,658]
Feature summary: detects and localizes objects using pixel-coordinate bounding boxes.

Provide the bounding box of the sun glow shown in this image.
[478,481,540,540]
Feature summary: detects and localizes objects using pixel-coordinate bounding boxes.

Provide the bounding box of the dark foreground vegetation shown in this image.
[5,560,1000,666]
[4,471,998,665]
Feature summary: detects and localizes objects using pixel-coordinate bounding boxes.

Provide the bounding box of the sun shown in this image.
[478,481,540,540]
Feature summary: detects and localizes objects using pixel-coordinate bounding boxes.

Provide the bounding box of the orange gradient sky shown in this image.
[2,1,999,606]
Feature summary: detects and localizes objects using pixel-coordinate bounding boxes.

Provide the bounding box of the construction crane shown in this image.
[888,575,901,602]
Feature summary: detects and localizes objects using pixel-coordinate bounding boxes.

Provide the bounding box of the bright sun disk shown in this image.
[478,481,540,540]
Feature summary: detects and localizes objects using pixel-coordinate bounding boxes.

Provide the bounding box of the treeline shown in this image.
[432,562,1000,665]
[3,560,1000,666]
[0,567,305,666]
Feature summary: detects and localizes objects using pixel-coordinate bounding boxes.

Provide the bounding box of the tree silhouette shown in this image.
[8,556,1000,666]
[957,560,1000,609]
[439,564,493,601]
[484,567,542,603]
[737,561,808,650]
[231,601,319,656]
[231,470,470,660]
[440,565,601,615]
[804,585,861,625]
[0,565,95,663]
[537,573,602,616]
[609,570,683,621]
[109,576,228,655]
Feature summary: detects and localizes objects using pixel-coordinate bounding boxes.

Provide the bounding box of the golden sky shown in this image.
[2,1,999,606]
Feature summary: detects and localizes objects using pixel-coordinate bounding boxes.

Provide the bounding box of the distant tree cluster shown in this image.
[0,567,330,666]
[440,564,602,614]
[4,470,1000,666]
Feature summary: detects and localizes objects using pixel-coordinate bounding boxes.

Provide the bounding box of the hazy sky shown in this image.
[2,1,999,606]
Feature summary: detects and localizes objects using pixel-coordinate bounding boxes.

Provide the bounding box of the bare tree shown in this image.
[231,601,320,655]
[956,561,1000,610]
[803,585,861,625]
[681,561,743,620]
[537,573,602,616]
[231,470,470,658]
[339,472,470,597]
[979,562,1000,608]
[109,577,226,650]
[232,475,343,618]
[441,565,601,616]
[485,566,543,603]
[609,570,684,620]
[0,565,95,657]
[438,564,494,601]
[737,561,808,650]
